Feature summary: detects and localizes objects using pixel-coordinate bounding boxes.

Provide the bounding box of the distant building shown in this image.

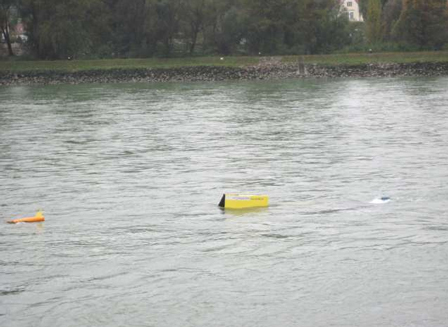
[13,20,28,41]
[340,0,364,22]
[14,22,25,35]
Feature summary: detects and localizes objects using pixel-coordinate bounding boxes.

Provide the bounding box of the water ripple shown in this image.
[1,78,448,327]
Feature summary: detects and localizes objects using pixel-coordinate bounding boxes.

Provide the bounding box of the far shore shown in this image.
[1,52,448,85]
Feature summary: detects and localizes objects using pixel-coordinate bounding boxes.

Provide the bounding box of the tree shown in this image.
[359,0,388,20]
[153,0,182,56]
[8,0,390,59]
[181,0,210,54]
[213,5,247,55]
[242,0,297,54]
[0,0,17,56]
[381,0,402,41]
[108,0,148,56]
[393,0,448,49]
[19,0,110,59]
[296,0,350,54]
[366,0,383,43]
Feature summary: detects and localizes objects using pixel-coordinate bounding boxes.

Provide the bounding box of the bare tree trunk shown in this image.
[1,27,14,56]
[189,23,200,54]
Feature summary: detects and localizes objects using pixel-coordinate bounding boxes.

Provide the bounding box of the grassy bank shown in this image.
[1,51,448,73]
[0,56,258,72]
[284,51,448,65]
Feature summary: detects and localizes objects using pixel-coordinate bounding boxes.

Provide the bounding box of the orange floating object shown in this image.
[7,210,45,224]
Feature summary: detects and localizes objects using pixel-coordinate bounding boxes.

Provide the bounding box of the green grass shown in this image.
[282,51,448,65]
[1,51,447,73]
[0,56,259,72]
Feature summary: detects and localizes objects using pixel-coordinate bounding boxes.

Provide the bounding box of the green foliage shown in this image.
[108,0,148,57]
[300,0,351,54]
[360,0,388,20]
[19,0,110,59]
[181,0,210,54]
[241,0,289,54]
[382,0,402,41]
[393,0,448,50]
[213,6,247,55]
[11,0,448,59]
[241,0,351,55]
[366,0,383,44]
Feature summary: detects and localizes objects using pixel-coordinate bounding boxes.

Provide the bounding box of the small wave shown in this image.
[261,233,290,239]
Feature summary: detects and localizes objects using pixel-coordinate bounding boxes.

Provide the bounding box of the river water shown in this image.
[1,77,448,327]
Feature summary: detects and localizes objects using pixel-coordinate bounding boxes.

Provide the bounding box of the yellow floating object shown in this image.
[7,210,45,224]
[218,194,269,209]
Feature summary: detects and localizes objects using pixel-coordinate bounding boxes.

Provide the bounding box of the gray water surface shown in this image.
[1,78,448,327]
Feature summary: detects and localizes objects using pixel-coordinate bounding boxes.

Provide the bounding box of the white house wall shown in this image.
[340,0,364,22]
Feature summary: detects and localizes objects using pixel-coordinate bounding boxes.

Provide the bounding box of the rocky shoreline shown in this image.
[1,62,447,86]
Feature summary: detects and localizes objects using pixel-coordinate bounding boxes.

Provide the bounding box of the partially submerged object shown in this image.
[219,194,269,209]
[370,197,391,204]
[7,210,45,224]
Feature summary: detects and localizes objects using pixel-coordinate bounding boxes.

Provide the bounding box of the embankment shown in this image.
[1,62,447,86]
